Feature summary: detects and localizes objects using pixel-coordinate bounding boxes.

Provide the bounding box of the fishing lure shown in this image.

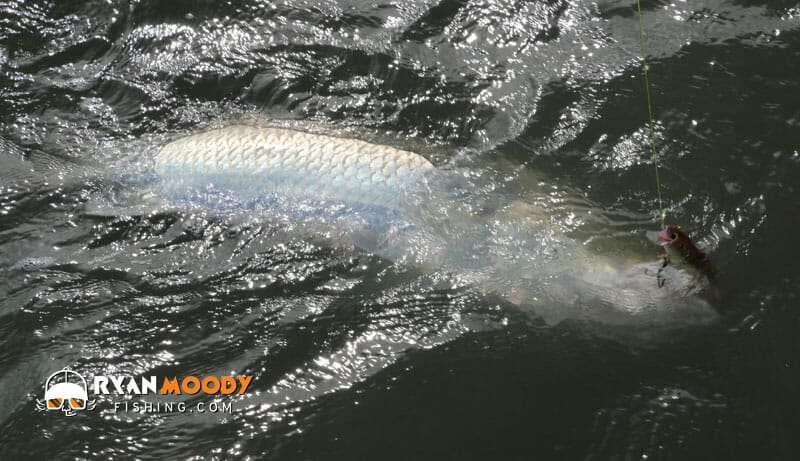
[658,225,716,282]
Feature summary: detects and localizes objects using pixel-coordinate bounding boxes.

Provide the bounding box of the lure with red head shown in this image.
[658,225,716,281]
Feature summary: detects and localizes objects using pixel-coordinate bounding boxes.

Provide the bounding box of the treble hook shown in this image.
[656,252,670,288]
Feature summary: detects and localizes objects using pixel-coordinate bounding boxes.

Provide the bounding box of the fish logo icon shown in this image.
[36,368,97,416]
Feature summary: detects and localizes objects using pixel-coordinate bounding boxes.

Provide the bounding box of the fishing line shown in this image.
[635,0,666,227]
[635,6,717,283]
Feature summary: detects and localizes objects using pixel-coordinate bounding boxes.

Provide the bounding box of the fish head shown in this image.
[527,262,721,345]
[581,259,718,325]
[496,241,719,332]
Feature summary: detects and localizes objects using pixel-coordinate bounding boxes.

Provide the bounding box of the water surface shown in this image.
[1,0,799,459]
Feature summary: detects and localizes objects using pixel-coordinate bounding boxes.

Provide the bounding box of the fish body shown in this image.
[146,124,718,330]
[154,125,435,210]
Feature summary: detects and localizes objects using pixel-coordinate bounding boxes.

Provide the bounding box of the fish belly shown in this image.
[154,125,435,210]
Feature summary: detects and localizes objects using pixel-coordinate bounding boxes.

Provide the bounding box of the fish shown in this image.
[147,124,721,330]
[154,125,435,211]
[658,225,716,282]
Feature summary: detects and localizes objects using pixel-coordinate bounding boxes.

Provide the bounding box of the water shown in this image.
[1,0,799,459]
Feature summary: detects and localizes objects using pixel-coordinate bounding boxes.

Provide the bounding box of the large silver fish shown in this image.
[155,125,434,210]
[151,124,718,330]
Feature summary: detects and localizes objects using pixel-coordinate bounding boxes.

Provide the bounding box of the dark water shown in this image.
[1,0,799,459]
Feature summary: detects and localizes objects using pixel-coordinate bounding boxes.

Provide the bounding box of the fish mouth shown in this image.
[657,229,671,245]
